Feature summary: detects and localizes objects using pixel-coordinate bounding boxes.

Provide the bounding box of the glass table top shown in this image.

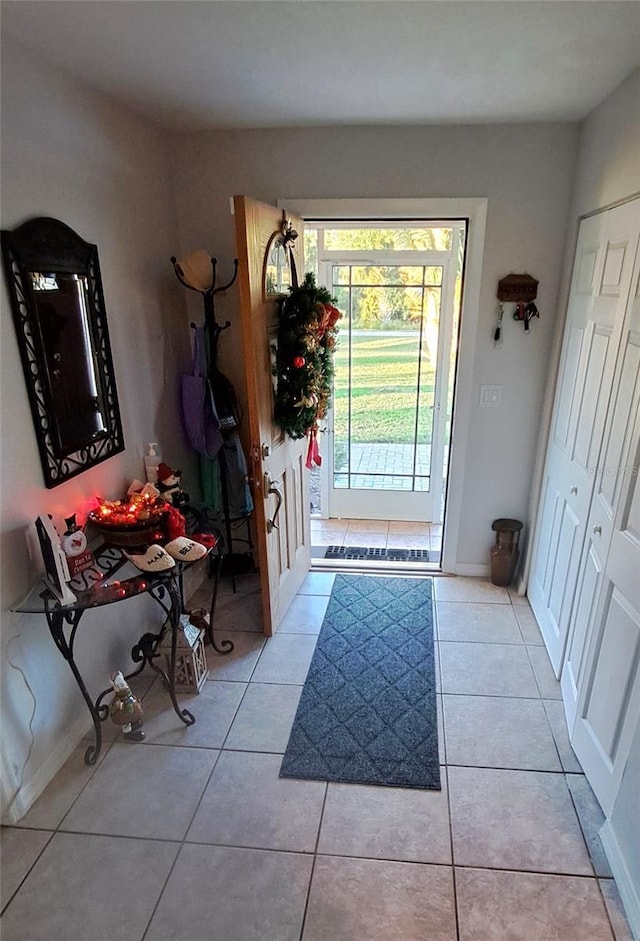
[13,543,181,615]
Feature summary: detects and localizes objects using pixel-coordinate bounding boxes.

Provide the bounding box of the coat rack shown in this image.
[171,253,238,363]
[171,252,251,589]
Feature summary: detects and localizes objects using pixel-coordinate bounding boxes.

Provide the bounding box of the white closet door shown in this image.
[561,198,640,723]
[569,207,640,816]
[528,205,634,674]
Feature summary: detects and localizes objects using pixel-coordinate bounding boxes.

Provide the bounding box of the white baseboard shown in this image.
[1,712,90,825]
[600,819,640,941]
[448,563,491,577]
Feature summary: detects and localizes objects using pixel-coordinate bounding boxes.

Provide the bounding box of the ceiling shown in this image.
[2,1,639,131]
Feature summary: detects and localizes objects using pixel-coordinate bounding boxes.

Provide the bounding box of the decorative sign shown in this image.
[35,514,77,606]
[497,273,539,303]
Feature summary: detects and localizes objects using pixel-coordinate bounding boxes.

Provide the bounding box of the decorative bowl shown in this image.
[88,509,168,549]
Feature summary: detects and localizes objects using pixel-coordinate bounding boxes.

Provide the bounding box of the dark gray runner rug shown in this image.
[280,575,440,789]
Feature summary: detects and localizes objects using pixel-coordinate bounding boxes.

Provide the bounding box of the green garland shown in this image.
[273,273,341,440]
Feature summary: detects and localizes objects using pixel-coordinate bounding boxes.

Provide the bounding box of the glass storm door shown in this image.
[325,258,450,522]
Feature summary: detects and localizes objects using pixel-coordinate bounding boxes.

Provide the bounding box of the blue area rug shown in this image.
[280,575,440,789]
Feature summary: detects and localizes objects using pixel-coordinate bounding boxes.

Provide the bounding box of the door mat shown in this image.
[280,574,440,789]
[324,545,431,562]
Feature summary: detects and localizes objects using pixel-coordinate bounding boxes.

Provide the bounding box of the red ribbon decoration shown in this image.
[306,425,322,469]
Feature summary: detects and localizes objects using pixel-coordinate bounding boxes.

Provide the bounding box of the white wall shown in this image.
[169,121,579,570]
[0,41,191,819]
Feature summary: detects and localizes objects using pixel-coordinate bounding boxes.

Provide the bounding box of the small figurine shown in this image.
[109,671,145,742]
[156,463,189,508]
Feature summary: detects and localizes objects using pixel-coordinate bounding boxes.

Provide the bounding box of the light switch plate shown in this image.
[479,384,503,408]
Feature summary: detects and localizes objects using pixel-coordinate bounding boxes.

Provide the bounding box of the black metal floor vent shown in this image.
[324,546,431,562]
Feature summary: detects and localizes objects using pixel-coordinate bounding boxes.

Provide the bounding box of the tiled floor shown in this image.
[311,518,441,557]
[1,574,633,941]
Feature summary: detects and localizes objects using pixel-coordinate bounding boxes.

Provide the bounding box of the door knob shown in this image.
[570,486,578,495]
[592,525,602,536]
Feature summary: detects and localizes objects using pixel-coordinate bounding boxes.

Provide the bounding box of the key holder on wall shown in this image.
[497,273,540,335]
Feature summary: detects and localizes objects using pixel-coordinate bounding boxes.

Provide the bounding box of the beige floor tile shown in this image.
[386,532,431,550]
[224,683,302,752]
[528,644,562,698]
[12,744,111,831]
[138,680,245,748]
[566,773,611,876]
[208,578,263,632]
[0,827,52,910]
[600,879,635,941]
[252,633,318,685]
[439,642,539,698]
[507,587,530,605]
[303,856,457,941]
[205,631,265,681]
[145,844,312,941]
[436,602,523,644]
[388,521,431,535]
[317,776,451,864]
[513,604,545,644]
[543,699,583,772]
[312,518,349,532]
[60,743,218,840]
[448,766,592,874]
[434,577,510,604]
[456,867,615,941]
[187,751,326,852]
[344,531,388,548]
[443,695,561,771]
[0,832,177,941]
[437,694,445,762]
[311,528,347,547]
[299,572,336,595]
[279,593,330,634]
[345,519,390,534]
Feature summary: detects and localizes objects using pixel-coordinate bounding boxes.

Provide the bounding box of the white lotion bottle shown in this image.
[144,442,161,484]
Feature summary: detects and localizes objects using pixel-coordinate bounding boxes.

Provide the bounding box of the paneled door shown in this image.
[234,196,310,635]
[569,202,640,815]
[528,201,640,675]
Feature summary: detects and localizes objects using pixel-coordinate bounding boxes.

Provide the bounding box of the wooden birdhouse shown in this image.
[160,613,209,693]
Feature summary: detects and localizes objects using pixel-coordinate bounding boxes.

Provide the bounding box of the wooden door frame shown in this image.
[281,197,488,575]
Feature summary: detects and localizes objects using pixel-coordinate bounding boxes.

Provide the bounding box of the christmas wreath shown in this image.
[273,273,341,468]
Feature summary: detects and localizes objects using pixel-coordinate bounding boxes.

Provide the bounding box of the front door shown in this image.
[234,196,311,635]
[313,223,464,523]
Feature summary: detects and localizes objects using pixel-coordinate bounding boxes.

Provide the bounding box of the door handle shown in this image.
[570,486,578,495]
[265,476,282,534]
[592,525,602,536]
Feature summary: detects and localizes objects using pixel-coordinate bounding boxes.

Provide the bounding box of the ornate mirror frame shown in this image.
[1,217,125,488]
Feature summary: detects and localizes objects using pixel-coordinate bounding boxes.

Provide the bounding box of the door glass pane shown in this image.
[324,228,453,252]
[331,265,441,493]
[332,283,351,486]
[350,266,424,286]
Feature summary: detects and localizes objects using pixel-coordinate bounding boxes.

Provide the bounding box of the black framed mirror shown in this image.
[1,217,125,488]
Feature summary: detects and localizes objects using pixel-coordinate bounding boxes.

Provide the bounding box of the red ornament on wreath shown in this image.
[293,356,306,368]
